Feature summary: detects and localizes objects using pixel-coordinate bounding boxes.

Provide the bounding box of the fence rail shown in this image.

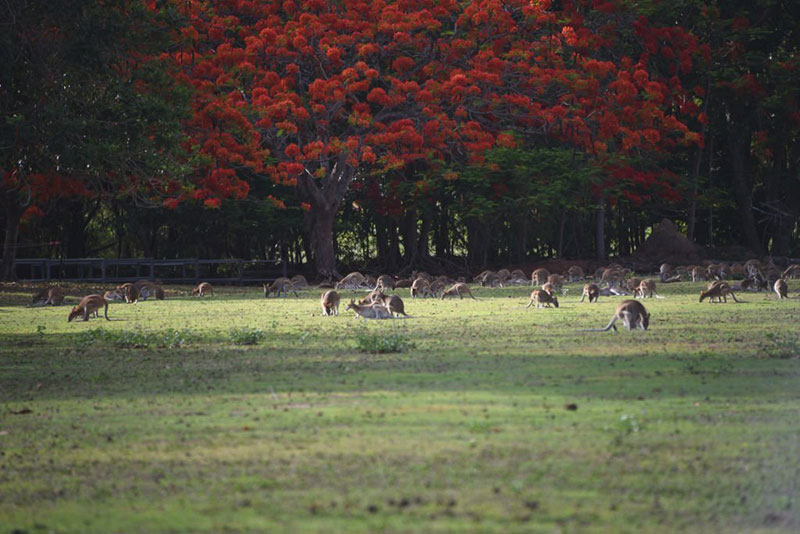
[8,258,288,284]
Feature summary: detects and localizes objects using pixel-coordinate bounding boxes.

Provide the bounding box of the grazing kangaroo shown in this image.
[774,278,788,299]
[68,294,110,322]
[410,278,434,298]
[567,265,584,282]
[192,282,213,297]
[579,283,600,303]
[103,290,123,302]
[581,300,650,332]
[531,268,550,286]
[32,286,65,306]
[264,277,299,298]
[117,283,140,303]
[699,281,740,303]
[345,299,393,320]
[320,290,340,316]
[524,289,559,309]
[290,274,310,289]
[546,274,564,292]
[441,282,477,300]
[624,277,642,293]
[634,279,664,299]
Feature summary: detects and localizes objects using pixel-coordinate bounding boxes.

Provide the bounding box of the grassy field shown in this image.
[1,279,799,533]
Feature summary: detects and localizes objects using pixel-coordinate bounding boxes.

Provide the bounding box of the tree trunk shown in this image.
[1,199,23,281]
[727,129,763,254]
[595,197,606,261]
[306,206,338,279]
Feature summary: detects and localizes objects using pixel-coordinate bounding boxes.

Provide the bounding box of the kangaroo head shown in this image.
[643,312,651,330]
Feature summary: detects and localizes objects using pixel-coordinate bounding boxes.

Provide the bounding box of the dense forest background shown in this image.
[2,0,799,279]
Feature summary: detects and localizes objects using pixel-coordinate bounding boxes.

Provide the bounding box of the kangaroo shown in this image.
[192,282,213,297]
[32,286,65,306]
[359,290,386,305]
[699,281,740,303]
[374,293,409,317]
[393,278,413,289]
[601,268,623,287]
[321,290,340,316]
[264,277,298,298]
[410,277,434,298]
[624,277,642,293]
[496,268,511,282]
[774,278,788,299]
[345,299,393,320]
[691,266,707,282]
[441,282,478,300]
[481,272,503,287]
[336,272,367,290]
[473,270,493,284]
[781,264,800,280]
[103,290,123,301]
[581,300,650,332]
[524,289,559,309]
[117,283,140,303]
[509,269,527,284]
[567,265,584,282]
[579,283,600,303]
[68,294,110,322]
[531,268,550,286]
[546,274,564,292]
[290,274,310,289]
[634,279,664,299]
[375,274,395,291]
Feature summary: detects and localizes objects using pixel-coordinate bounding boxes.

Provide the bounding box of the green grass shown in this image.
[1,280,799,533]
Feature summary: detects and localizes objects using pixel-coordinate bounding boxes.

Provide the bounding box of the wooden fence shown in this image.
[9,258,288,284]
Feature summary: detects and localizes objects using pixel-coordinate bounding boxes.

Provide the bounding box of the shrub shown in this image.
[228,326,266,345]
[76,327,194,349]
[353,328,415,354]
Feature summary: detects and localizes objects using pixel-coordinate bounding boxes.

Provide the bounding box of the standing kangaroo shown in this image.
[524,289,559,309]
[581,300,650,331]
[774,278,788,299]
[192,282,214,297]
[579,283,600,303]
[320,290,340,316]
[699,281,739,303]
[32,286,65,306]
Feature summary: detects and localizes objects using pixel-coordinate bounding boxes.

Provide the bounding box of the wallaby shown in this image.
[345,299,393,320]
[359,290,386,305]
[68,294,110,322]
[581,300,650,332]
[320,290,340,316]
[32,286,65,306]
[410,277,434,298]
[264,277,298,298]
[531,268,550,287]
[601,268,623,287]
[624,277,642,293]
[336,272,367,290]
[192,282,214,297]
[481,272,503,287]
[774,278,788,299]
[524,289,559,309]
[579,283,600,303]
[634,279,664,299]
[375,274,394,291]
[117,283,140,303]
[699,281,740,303]
[440,282,477,300]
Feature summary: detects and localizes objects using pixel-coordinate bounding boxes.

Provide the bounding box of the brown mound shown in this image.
[634,218,704,264]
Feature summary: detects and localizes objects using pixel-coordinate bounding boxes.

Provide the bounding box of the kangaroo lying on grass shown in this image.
[699,281,739,303]
[524,289,559,309]
[320,290,340,316]
[440,283,477,300]
[345,299,393,320]
[32,286,65,306]
[68,295,110,322]
[581,300,650,332]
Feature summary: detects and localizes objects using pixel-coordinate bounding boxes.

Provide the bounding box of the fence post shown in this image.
[150,260,155,280]
[237,260,243,285]
[101,259,107,283]
[194,259,200,283]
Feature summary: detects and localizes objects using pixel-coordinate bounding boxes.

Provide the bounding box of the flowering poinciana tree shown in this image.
[173,0,705,274]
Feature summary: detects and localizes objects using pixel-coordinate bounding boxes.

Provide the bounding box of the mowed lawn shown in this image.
[1,280,799,534]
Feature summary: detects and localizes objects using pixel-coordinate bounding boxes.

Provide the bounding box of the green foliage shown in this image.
[353,327,415,354]
[228,326,266,346]
[76,327,194,349]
